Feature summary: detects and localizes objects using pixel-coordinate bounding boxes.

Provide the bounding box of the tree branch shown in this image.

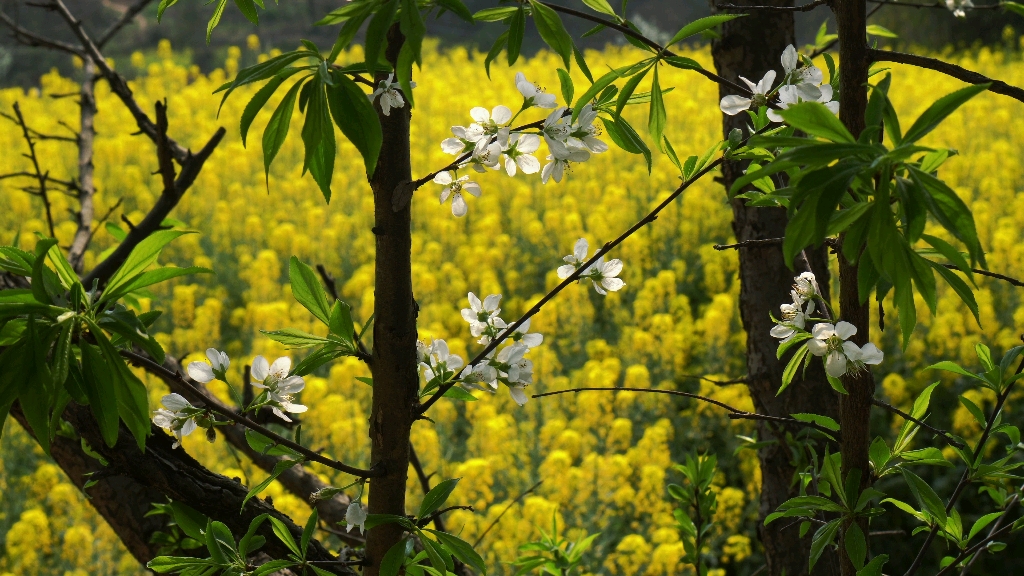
[716,0,828,10]
[0,10,84,55]
[121,350,384,479]
[10,102,56,237]
[96,0,155,47]
[866,0,999,8]
[871,397,964,448]
[472,479,543,547]
[68,57,99,272]
[868,48,1024,104]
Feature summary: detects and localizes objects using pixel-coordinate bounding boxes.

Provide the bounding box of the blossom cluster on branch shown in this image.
[720,45,838,121]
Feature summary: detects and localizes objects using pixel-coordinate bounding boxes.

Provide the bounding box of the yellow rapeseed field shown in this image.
[1,36,1024,575]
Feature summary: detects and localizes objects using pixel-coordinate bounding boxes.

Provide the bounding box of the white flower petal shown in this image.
[187,362,215,383]
[451,192,467,217]
[859,343,884,365]
[601,277,625,292]
[509,386,529,406]
[470,107,490,123]
[720,95,752,116]
[602,259,623,278]
[781,44,798,73]
[517,154,540,174]
[806,339,828,356]
[251,356,270,381]
[181,418,198,437]
[557,264,576,279]
[162,393,191,412]
[573,238,589,261]
[492,105,512,124]
[825,350,848,378]
[834,321,858,341]
[269,356,292,377]
[433,171,453,185]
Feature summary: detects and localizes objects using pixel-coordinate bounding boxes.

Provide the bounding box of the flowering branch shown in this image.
[121,350,384,478]
[871,398,965,449]
[533,387,841,438]
[417,152,727,414]
[868,49,1024,104]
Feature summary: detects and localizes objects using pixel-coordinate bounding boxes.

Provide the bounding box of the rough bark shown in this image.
[68,56,97,273]
[834,1,874,575]
[9,402,167,564]
[15,399,353,574]
[364,23,419,576]
[712,5,839,575]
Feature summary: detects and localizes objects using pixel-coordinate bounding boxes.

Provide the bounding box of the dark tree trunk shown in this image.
[834,1,874,574]
[712,5,839,575]
[364,23,419,576]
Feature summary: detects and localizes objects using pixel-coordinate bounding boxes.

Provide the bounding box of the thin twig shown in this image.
[472,480,543,547]
[959,492,1020,576]
[716,0,828,10]
[866,0,1000,8]
[871,398,965,448]
[11,102,55,237]
[934,522,1016,576]
[415,506,475,528]
[0,10,84,55]
[904,352,1024,576]
[0,110,76,142]
[869,49,1024,105]
[96,0,155,47]
[678,373,748,386]
[942,264,1024,288]
[121,350,383,478]
[409,447,445,531]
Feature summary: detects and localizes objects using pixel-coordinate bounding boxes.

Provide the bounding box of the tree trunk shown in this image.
[713,6,839,575]
[834,1,874,574]
[364,24,419,576]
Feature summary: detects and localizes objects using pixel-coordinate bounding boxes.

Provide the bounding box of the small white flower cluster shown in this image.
[436,72,607,217]
[185,348,308,423]
[720,45,838,121]
[557,238,625,295]
[345,501,367,535]
[945,0,972,17]
[371,73,415,116]
[421,292,545,406]
[152,393,203,449]
[770,272,884,379]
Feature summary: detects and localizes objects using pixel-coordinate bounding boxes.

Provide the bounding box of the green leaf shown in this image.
[473,6,518,21]
[791,413,840,431]
[88,322,150,449]
[381,539,409,576]
[844,523,867,570]
[326,71,383,177]
[777,102,855,143]
[507,7,526,66]
[907,167,985,268]
[668,15,744,45]
[328,300,355,344]
[268,517,302,556]
[436,0,473,22]
[289,256,332,325]
[79,342,119,447]
[234,0,259,25]
[147,556,216,573]
[903,83,990,144]
[241,68,303,147]
[317,1,378,25]
[170,502,210,542]
[929,262,980,328]
[427,530,487,574]
[255,560,299,576]
[967,511,1003,541]
[301,77,336,202]
[865,24,897,38]
[581,0,615,15]
[556,68,574,107]
[442,386,478,402]
[300,508,318,558]
[262,79,304,187]
[648,66,666,150]
[245,429,303,457]
[103,266,212,304]
[857,554,889,576]
[262,328,330,348]
[809,519,841,570]
[902,468,947,526]
[529,1,573,69]
[102,230,192,303]
[418,478,460,518]
[601,116,651,172]
[206,0,229,44]
[779,344,810,395]
[573,68,622,120]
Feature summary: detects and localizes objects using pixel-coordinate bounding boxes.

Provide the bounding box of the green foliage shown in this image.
[512,513,596,576]
[669,453,718,575]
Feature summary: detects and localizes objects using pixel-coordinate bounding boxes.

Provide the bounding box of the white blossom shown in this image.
[720,70,776,116]
[152,393,199,449]
[806,322,858,378]
[842,341,885,374]
[556,238,624,294]
[541,147,590,184]
[767,81,838,123]
[470,105,512,139]
[346,502,367,534]
[515,72,557,108]
[502,133,541,176]
[557,238,590,279]
[567,104,608,153]
[433,171,481,217]
[511,318,544,348]
[441,126,481,155]
[421,339,465,383]
[187,348,230,383]
[371,73,413,116]
[461,292,503,339]
[251,355,307,422]
[542,106,573,156]
[770,299,815,343]
[945,0,972,17]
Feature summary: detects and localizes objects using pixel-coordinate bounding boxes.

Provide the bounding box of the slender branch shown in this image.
[0,10,84,55]
[716,0,828,10]
[409,447,445,531]
[11,102,55,237]
[121,350,384,478]
[904,352,1024,576]
[958,492,1020,576]
[714,238,784,250]
[871,398,965,448]
[316,264,373,363]
[540,3,750,96]
[68,57,99,272]
[45,0,191,163]
[942,264,1024,288]
[96,0,155,48]
[934,522,1016,576]
[418,153,727,414]
[472,480,543,547]
[678,373,748,386]
[415,505,475,528]
[869,49,1024,105]
[532,387,841,437]
[0,110,76,142]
